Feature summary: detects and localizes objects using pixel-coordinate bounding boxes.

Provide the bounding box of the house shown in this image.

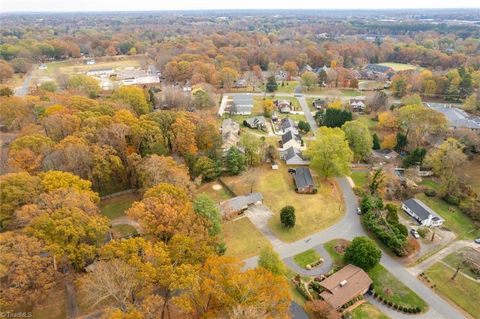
[402,198,444,227]
[276,99,293,113]
[219,193,263,220]
[38,63,47,70]
[86,59,96,65]
[221,119,240,151]
[244,116,266,130]
[281,147,310,165]
[232,95,254,115]
[319,264,372,310]
[350,98,366,112]
[182,81,192,92]
[279,117,298,133]
[312,98,328,110]
[292,167,316,194]
[86,68,114,77]
[234,79,247,88]
[425,103,480,131]
[362,64,394,80]
[281,130,302,149]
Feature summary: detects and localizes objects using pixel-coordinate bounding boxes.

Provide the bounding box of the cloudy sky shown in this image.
[1,0,479,12]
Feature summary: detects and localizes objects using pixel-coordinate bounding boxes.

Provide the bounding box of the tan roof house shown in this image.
[319,264,372,310]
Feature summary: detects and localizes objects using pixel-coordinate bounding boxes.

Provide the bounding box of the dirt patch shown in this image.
[212,184,222,190]
[334,239,349,254]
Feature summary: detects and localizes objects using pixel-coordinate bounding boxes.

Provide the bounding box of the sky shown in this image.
[1,0,479,13]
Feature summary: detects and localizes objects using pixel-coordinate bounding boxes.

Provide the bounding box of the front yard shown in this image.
[293,249,321,268]
[221,164,344,242]
[222,217,272,259]
[425,262,480,319]
[351,302,390,319]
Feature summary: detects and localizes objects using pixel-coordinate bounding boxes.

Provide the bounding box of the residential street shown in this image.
[296,95,318,133]
[243,177,467,319]
[14,73,32,96]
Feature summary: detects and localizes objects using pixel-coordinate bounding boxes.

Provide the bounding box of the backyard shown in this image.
[416,194,480,239]
[99,192,140,219]
[196,182,233,203]
[425,262,480,319]
[222,217,272,259]
[261,80,299,93]
[350,171,369,189]
[221,164,344,242]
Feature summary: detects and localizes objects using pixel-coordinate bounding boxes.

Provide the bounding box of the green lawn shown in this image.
[425,262,480,319]
[442,247,480,280]
[463,157,480,195]
[196,182,233,203]
[35,57,142,76]
[324,238,349,266]
[100,192,140,219]
[303,87,363,96]
[112,224,138,238]
[222,164,344,242]
[356,115,378,130]
[351,171,369,189]
[358,80,385,91]
[351,302,390,319]
[378,62,421,72]
[416,194,480,239]
[369,264,428,312]
[293,249,321,268]
[417,179,441,191]
[222,217,272,259]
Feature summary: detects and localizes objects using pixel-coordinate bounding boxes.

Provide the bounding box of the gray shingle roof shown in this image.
[233,94,253,106]
[293,167,314,189]
[425,103,480,130]
[403,198,441,222]
[282,130,294,144]
[280,117,296,131]
[219,193,263,215]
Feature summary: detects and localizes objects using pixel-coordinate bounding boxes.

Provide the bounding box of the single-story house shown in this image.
[86,68,114,77]
[281,130,302,149]
[244,116,266,130]
[312,98,327,110]
[281,146,310,165]
[319,264,372,310]
[232,95,254,115]
[219,192,263,220]
[350,98,366,112]
[292,167,316,194]
[280,117,298,133]
[221,119,240,151]
[86,59,96,65]
[276,99,293,113]
[402,198,444,227]
[425,103,480,131]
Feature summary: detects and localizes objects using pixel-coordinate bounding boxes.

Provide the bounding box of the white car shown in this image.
[411,229,420,239]
[475,238,480,244]
[356,207,362,215]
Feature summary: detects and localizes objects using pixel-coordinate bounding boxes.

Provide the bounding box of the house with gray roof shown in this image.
[281,146,310,165]
[280,117,298,133]
[281,130,302,149]
[244,116,266,130]
[425,103,480,131]
[219,193,263,220]
[276,99,293,113]
[402,198,444,227]
[292,167,316,194]
[231,94,254,115]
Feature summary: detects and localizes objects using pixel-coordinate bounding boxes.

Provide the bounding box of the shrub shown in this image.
[424,188,437,197]
[344,236,381,271]
[417,227,429,238]
[443,193,460,206]
[280,205,296,228]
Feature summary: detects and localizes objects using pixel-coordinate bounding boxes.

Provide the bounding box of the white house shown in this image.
[86,59,96,65]
[281,146,310,165]
[86,68,114,77]
[402,198,444,227]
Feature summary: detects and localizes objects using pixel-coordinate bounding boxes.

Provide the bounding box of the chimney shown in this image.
[340,280,348,287]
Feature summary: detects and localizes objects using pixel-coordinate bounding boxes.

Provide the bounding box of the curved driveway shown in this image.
[243,177,466,319]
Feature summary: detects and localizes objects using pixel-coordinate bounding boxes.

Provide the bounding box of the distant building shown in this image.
[350,98,366,112]
[312,98,327,110]
[276,99,293,113]
[281,146,310,166]
[232,95,254,115]
[319,264,372,310]
[425,103,480,131]
[86,59,96,65]
[219,193,263,220]
[402,198,444,227]
[233,79,247,88]
[292,167,316,194]
[244,116,266,130]
[38,63,47,70]
[86,68,114,77]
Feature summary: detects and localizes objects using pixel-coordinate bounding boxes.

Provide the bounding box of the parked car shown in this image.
[356,207,362,215]
[475,238,480,244]
[288,168,296,174]
[411,229,420,239]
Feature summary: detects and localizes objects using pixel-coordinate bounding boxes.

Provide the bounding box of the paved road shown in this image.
[296,95,318,134]
[243,177,467,319]
[14,73,32,96]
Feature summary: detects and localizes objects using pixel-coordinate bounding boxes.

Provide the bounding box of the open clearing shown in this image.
[463,157,480,195]
[222,217,272,259]
[100,192,140,219]
[416,194,480,239]
[350,171,369,189]
[221,164,344,242]
[196,182,233,203]
[442,247,480,280]
[351,302,390,319]
[425,262,480,319]
[378,62,421,71]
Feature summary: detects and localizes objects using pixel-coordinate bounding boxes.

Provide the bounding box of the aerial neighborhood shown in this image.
[0,6,479,319]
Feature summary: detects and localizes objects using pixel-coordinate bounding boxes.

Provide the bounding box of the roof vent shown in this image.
[340,280,348,287]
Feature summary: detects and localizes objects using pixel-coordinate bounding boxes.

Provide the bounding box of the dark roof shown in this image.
[293,167,314,189]
[280,117,295,130]
[365,64,394,74]
[403,198,440,221]
[245,116,266,127]
[282,130,297,144]
[219,193,263,215]
[232,94,253,106]
[284,146,297,161]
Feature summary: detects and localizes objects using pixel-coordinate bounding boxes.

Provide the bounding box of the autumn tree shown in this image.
[308,127,353,180]
[127,183,208,242]
[194,156,220,182]
[426,138,467,195]
[263,99,275,117]
[341,120,372,161]
[378,111,398,131]
[0,60,14,83]
[171,117,198,156]
[241,133,265,166]
[301,71,318,91]
[224,147,246,175]
[0,232,58,308]
[305,300,340,319]
[258,246,286,275]
[283,60,299,79]
[220,67,239,89]
[112,86,150,115]
[68,74,101,98]
[381,133,397,150]
[8,134,54,173]
[193,194,222,236]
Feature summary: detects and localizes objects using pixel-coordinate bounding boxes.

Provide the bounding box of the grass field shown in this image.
[378,62,421,72]
[112,224,138,238]
[369,264,428,312]
[417,179,441,191]
[351,171,369,189]
[222,217,272,259]
[196,182,233,203]
[442,247,480,280]
[355,115,378,130]
[416,194,480,239]
[222,164,344,242]
[425,262,480,319]
[324,239,348,266]
[293,249,321,268]
[351,302,390,319]
[358,80,385,91]
[304,87,363,96]
[100,192,140,219]
[463,157,480,195]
